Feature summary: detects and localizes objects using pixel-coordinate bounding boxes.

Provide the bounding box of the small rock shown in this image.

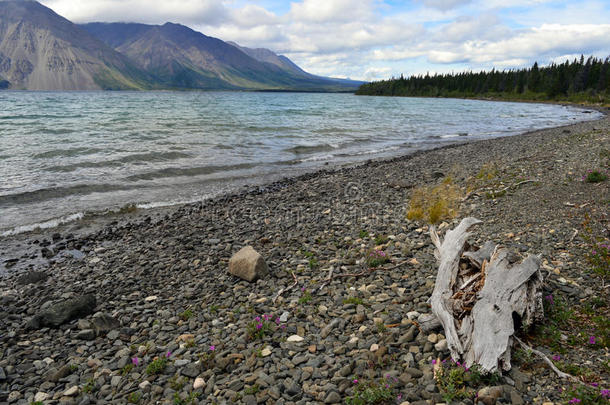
[325,391,342,403]
[91,313,121,335]
[63,386,79,396]
[434,339,448,352]
[321,318,340,338]
[17,271,48,285]
[261,347,272,357]
[194,377,206,390]
[476,386,503,405]
[181,363,201,378]
[8,391,22,402]
[243,395,257,405]
[287,335,304,342]
[138,380,151,391]
[228,246,269,282]
[107,330,120,340]
[34,392,49,402]
[27,295,96,329]
[285,380,302,396]
[76,329,96,340]
[370,343,379,352]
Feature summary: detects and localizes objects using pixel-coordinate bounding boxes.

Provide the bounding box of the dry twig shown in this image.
[272,271,298,303]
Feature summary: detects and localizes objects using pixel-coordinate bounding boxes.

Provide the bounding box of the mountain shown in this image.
[227,42,365,89]
[227,41,310,77]
[82,22,362,91]
[0,1,362,91]
[0,1,153,90]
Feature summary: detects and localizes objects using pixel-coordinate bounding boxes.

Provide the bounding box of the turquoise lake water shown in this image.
[0,91,601,235]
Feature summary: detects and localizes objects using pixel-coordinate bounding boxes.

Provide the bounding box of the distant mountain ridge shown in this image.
[0,1,362,91]
[227,41,310,77]
[0,0,153,90]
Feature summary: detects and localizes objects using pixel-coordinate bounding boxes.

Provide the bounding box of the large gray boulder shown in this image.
[228,246,269,282]
[27,294,96,329]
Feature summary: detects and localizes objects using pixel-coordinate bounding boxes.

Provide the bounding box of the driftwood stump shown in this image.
[429,217,543,373]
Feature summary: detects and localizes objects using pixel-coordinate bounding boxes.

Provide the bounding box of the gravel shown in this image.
[0,107,608,404]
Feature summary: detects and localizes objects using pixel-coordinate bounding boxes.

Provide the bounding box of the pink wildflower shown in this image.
[589,336,596,345]
[209,345,215,351]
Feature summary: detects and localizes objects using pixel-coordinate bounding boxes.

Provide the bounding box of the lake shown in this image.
[0,91,600,235]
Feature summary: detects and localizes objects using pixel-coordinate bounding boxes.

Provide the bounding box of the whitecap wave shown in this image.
[1,212,85,236]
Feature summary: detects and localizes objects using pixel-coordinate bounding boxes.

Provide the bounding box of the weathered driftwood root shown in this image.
[514,337,579,382]
[429,217,543,373]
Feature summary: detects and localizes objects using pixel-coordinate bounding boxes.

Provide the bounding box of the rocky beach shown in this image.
[1,108,609,405]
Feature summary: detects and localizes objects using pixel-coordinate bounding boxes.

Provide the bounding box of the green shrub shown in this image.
[345,376,397,405]
[146,357,168,375]
[366,249,390,268]
[584,169,608,183]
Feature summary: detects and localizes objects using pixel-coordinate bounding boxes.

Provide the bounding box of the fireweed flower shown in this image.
[209,345,215,351]
[569,399,581,404]
[256,323,263,330]
[601,389,609,398]
[552,355,561,361]
[545,294,554,305]
[352,379,358,384]
[131,357,139,366]
[166,351,172,358]
[589,336,596,345]
[254,316,261,322]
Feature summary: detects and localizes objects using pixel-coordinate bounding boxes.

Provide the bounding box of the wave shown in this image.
[0,114,83,120]
[33,147,103,159]
[297,144,405,163]
[0,183,143,206]
[125,162,259,181]
[298,154,336,163]
[1,213,85,237]
[45,151,192,172]
[284,143,341,155]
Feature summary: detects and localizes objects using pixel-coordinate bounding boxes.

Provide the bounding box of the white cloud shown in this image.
[42,0,229,25]
[230,5,280,28]
[416,0,473,11]
[289,0,373,23]
[363,66,392,81]
[37,0,610,80]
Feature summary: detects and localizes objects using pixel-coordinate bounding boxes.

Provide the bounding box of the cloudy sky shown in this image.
[40,0,610,81]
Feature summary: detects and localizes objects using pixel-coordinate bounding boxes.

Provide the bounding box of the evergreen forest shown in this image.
[356,56,610,104]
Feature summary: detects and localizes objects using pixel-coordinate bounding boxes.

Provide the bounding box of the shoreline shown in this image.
[0,108,608,404]
[0,103,605,276]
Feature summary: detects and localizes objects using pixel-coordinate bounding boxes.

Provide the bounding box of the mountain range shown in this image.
[0,1,362,91]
